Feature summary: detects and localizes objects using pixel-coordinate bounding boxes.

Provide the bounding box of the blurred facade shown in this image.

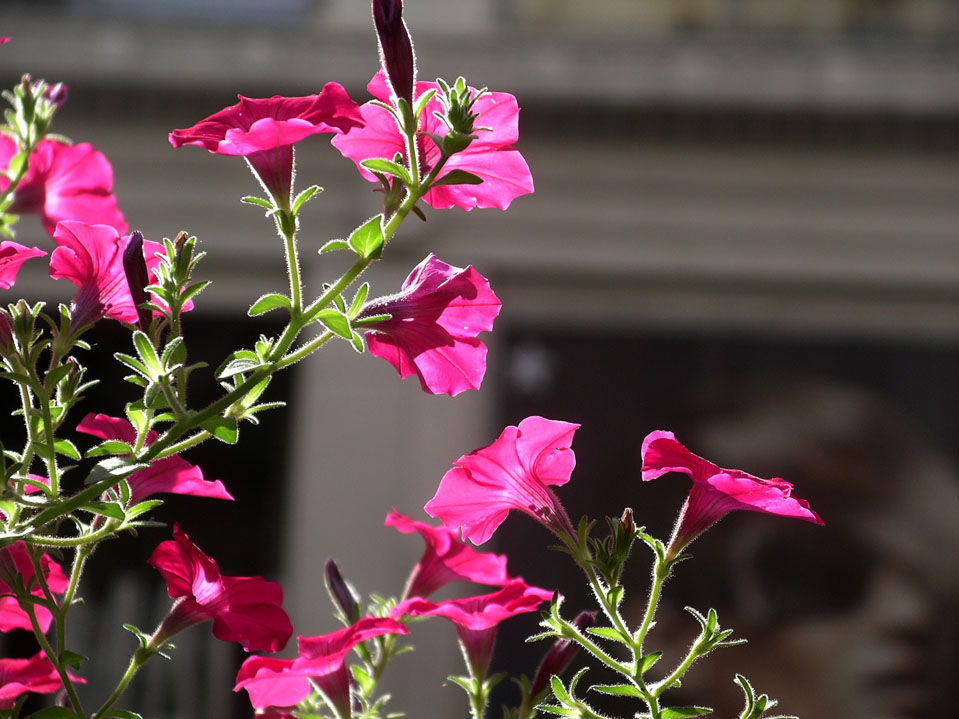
[2,1,958,717]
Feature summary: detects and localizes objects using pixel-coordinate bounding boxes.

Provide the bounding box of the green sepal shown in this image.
[431,169,483,187]
[200,416,238,444]
[660,708,712,719]
[319,239,351,254]
[6,151,28,180]
[360,158,412,186]
[241,196,275,210]
[590,684,644,698]
[291,185,323,216]
[347,216,385,260]
[316,309,352,340]
[248,293,292,317]
[80,501,125,520]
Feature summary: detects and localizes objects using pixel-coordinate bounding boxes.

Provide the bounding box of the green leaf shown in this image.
[360,158,412,185]
[114,352,150,378]
[241,195,275,210]
[248,293,292,317]
[58,650,88,668]
[200,416,238,444]
[53,439,81,461]
[432,169,483,187]
[316,309,352,340]
[638,651,662,673]
[81,501,125,520]
[27,707,79,719]
[6,151,28,180]
[348,282,370,318]
[660,707,712,719]
[350,330,365,353]
[291,185,323,216]
[132,331,161,375]
[44,363,73,389]
[125,499,163,521]
[84,457,145,487]
[101,712,143,719]
[586,626,628,643]
[217,357,262,380]
[347,216,385,260]
[319,239,351,254]
[591,684,644,698]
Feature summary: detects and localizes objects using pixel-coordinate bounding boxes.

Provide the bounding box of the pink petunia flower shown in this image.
[76,413,233,503]
[393,578,553,678]
[0,135,127,238]
[148,525,292,653]
[331,72,534,211]
[235,616,408,715]
[0,241,46,290]
[0,38,9,45]
[48,220,181,329]
[425,416,579,545]
[0,651,85,709]
[169,88,363,206]
[385,509,511,599]
[641,430,824,558]
[359,254,501,396]
[0,542,69,633]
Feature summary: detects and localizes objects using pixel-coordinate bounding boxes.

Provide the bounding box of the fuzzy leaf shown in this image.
[248,293,292,317]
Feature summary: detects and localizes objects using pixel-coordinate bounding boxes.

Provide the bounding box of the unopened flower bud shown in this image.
[324,558,360,622]
[372,0,415,108]
[122,231,152,331]
[527,611,596,704]
[42,82,68,110]
[620,507,636,537]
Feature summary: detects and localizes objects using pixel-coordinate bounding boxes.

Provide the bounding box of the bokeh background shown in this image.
[2,1,957,718]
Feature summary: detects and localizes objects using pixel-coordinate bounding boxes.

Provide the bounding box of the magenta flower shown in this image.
[169,87,363,206]
[76,413,232,503]
[0,241,46,290]
[360,254,501,396]
[0,542,69,633]
[148,525,292,653]
[331,72,534,211]
[393,579,553,678]
[48,220,181,329]
[641,430,824,557]
[425,416,579,545]
[235,616,408,714]
[0,652,84,709]
[0,135,127,238]
[385,509,511,599]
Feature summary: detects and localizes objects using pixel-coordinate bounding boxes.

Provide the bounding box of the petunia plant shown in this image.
[0,2,824,719]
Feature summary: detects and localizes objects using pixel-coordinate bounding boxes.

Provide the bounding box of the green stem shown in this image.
[37,388,60,496]
[635,560,669,653]
[282,220,303,314]
[25,522,120,548]
[650,639,705,697]
[93,649,149,719]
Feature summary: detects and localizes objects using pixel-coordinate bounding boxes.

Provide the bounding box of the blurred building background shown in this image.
[2,1,957,718]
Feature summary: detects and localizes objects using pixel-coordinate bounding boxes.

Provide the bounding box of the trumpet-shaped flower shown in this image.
[331,72,533,211]
[360,254,500,396]
[0,241,45,290]
[385,509,511,599]
[425,416,579,544]
[149,525,292,653]
[0,542,69,633]
[77,414,232,503]
[0,135,127,237]
[169,88,363,206]
[235,616,408,714]
[641,430,824,557]
[393,579,553,678]
[48,220,177,328]
[0,652,84,709]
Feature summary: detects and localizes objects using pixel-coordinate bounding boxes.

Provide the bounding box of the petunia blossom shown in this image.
[425,416,579,545]
[331,72,533,211]
[169,87,363,206]
[641,430,824,558]
[0,135,127,238]
[48,220,182,329]
[392,578,553,678]
[0,652,84,709]
[235,616,408,715]
[385,509,511,599]
[359,254,501,396]
[0,542,69,633]
[0,241,46,290]
[76,413,232,503]
[149,525,292,653]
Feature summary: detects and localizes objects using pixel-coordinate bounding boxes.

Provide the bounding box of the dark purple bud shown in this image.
[325,558,360,622]
[42,82,68,109]
[620,507,636,537]
[122,231,152,331]
[372,0,415,107]
[528,611,597,703]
